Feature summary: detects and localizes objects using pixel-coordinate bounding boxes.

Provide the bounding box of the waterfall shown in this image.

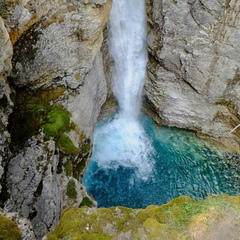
[109,0,148,120]
[87,0,153,180]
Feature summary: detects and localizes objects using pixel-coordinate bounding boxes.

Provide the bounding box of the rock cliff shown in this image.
[0,0,110,238]
[145,0,240,151]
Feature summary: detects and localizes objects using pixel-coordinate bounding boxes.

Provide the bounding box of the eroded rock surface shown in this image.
[145,0,240,151]
[0,16,13,194]
[0,0,110,238]
[5,137,92,239]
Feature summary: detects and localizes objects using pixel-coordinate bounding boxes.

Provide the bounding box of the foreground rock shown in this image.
[145,0,240,151]
[46,195,240,240]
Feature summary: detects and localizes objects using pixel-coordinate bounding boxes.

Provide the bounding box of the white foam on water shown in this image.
[92,114,154,180]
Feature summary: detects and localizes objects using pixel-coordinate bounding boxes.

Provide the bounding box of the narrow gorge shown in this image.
[0,0,240,239]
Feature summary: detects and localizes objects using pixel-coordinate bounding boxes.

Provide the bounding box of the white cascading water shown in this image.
[109,0,148,120]
[91,0,154,180]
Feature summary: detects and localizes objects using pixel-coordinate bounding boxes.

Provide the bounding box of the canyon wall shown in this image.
[145,0,240,151]
[0,0,111,238]
[0,0,240,238]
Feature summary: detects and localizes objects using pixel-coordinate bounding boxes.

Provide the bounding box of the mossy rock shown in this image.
[47,195,240,239]
[66,179,77,200]
[64,159,73,177]
[9,88,82,156]
[0,215,22,240]
[57,134,79,155]
[42,108,71,137]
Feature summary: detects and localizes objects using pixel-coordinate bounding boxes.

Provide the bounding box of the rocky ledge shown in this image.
[46,194,240,240]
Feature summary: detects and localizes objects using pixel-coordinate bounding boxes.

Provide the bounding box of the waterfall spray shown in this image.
[87,0,153,180]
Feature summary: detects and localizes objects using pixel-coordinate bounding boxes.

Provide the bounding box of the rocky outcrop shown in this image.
[0,16,13,196]
[145,0,240,151]
[5,137,93,239]
[46,195,240,240]
[0,0,110,238]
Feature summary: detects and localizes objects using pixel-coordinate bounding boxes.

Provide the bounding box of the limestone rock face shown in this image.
[0,16,13,194]
[5,137,90,239]
[145,0,240,150]
[0,0,110,238]
[10,0,111,89]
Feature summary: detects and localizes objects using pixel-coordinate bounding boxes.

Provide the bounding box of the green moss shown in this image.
[57,134,79,155]
[42,108,71,137]
[0,1,9,19]
[64,160,73,177]
[66,180,77,200]
[0,215,22,240]
[79,197,93,208]
[9,88,80,155]
[81,143,91,154]
[47,195,240,240]
[73,158,87,179]
[75,73,81,81]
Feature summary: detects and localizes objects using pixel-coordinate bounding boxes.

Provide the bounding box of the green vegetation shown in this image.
[79,197,93,208]
[66,180,77,200]
[57,134,79,155]
[73,159,87,179]
[0,215,22,240]
[64,160,73,177]
[47,195,240,240]
[42,108,71,137]
[9,88,81,155]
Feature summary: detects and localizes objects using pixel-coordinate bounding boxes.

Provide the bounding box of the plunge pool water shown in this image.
[83,114,240,209]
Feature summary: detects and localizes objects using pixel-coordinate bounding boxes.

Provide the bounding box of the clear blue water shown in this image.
[83,114,240,208]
